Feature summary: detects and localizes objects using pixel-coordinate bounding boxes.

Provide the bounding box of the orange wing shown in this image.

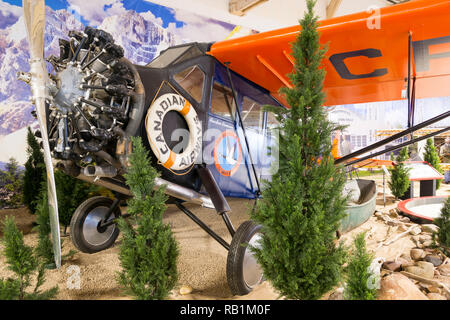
[209,0,450,107]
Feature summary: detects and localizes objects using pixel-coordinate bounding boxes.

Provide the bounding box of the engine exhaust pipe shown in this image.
[83,165,117,178]
[75,173,214,209]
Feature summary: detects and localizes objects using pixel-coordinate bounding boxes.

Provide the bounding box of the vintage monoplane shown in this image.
[19,0,449,295]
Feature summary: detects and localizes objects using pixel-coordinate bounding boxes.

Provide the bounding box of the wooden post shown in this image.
[229,0,268,16]
[326,0,342,19]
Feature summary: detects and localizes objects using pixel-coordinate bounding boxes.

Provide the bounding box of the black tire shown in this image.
[70,196,120,254]
[226,220,264,296]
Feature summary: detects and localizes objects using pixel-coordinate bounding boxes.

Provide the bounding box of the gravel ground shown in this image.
[0,175,448,300]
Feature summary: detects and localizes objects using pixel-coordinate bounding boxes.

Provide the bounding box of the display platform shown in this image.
[398,195,448,222]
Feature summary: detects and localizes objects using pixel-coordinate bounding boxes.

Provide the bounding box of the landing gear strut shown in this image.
[175,202,264,296]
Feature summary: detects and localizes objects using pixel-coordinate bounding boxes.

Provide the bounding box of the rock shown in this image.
[375,215,385,221]
[410,226,422,236]
[437,264,450,276]
[417,283,431,294]
[398,224,409,232]
[396,257,414,269]
[378,273,428,300]
[410,248,425,260]
[389,209,399,218]
[404,261,435,279]
[400,253,413,262]
[427,285,441,294]
[400,216,411,223]
[382,261,402,272]
[421,224,439,234]
[374,211,383,218]
[419,234,432,243]
[387,220,400,227]
[422,240,433,248]
[179,285,193,295]
[424,255,442,267]
[328,287,344,300]
[427,293,446,300]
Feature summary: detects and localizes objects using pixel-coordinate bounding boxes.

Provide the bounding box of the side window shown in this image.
[210,82,236,120]
[266,111,279,129]
[241,96,263,131]
[173,65,205,103]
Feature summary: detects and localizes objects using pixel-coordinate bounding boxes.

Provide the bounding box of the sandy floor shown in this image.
[0,174,449,300]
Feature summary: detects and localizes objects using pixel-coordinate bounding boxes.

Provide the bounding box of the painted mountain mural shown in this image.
[0,0,235,163]
[0,1,448,164]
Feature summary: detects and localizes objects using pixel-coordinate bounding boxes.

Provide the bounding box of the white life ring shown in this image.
[145,93,202,171]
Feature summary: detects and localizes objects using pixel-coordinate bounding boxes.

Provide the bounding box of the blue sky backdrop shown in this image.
[2,0,184,27]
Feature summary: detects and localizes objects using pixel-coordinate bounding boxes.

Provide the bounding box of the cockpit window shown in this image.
[241,96,263,131]
[147,44,206,68]
[266,111,280,129]
[210,82,236,121]
[172,46,204,66]
[173,65,205,103]
[147,46,190,68]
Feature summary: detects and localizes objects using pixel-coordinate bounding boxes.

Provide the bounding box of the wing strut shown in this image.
[335,110,450,165]
[225,63,262,196]
[256,55,293,88]
[407,32,417,140]
[343,126,449,168]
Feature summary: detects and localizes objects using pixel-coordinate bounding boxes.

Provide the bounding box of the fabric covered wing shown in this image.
[209,0,450,107]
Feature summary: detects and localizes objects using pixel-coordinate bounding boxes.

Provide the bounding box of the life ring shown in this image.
[145,93,202,171]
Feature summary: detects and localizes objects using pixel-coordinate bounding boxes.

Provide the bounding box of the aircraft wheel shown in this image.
[226,220,264,296]
[70,196,120,254]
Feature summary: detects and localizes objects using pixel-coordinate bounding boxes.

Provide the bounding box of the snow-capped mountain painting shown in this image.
[1,1,448,165]
[0,0,235,163]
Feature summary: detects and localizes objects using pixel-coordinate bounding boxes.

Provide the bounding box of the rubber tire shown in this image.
[226,220,263,296]
[70,196,120,254]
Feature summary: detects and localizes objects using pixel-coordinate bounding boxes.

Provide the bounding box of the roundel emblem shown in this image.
[213,131,242,176]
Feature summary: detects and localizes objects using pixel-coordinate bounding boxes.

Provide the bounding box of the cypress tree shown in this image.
[434,197,450,255]
[251,0,347,300]
[34,186,55,266]
[0,216,58,299]
[398,146,409,162]
[1,158,23,208]
[22,128,98,226]
[388,147,410,199]
[117,136,178,300]
[344,232,378,300]
[423,138,443,189]
[34,173,78,267]
[23,127,45,214]
[54,170,98,235]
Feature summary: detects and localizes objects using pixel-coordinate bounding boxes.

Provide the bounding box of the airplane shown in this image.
[19,0,449,296]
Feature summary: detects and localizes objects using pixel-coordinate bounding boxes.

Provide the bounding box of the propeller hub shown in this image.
[53,64,86,113]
